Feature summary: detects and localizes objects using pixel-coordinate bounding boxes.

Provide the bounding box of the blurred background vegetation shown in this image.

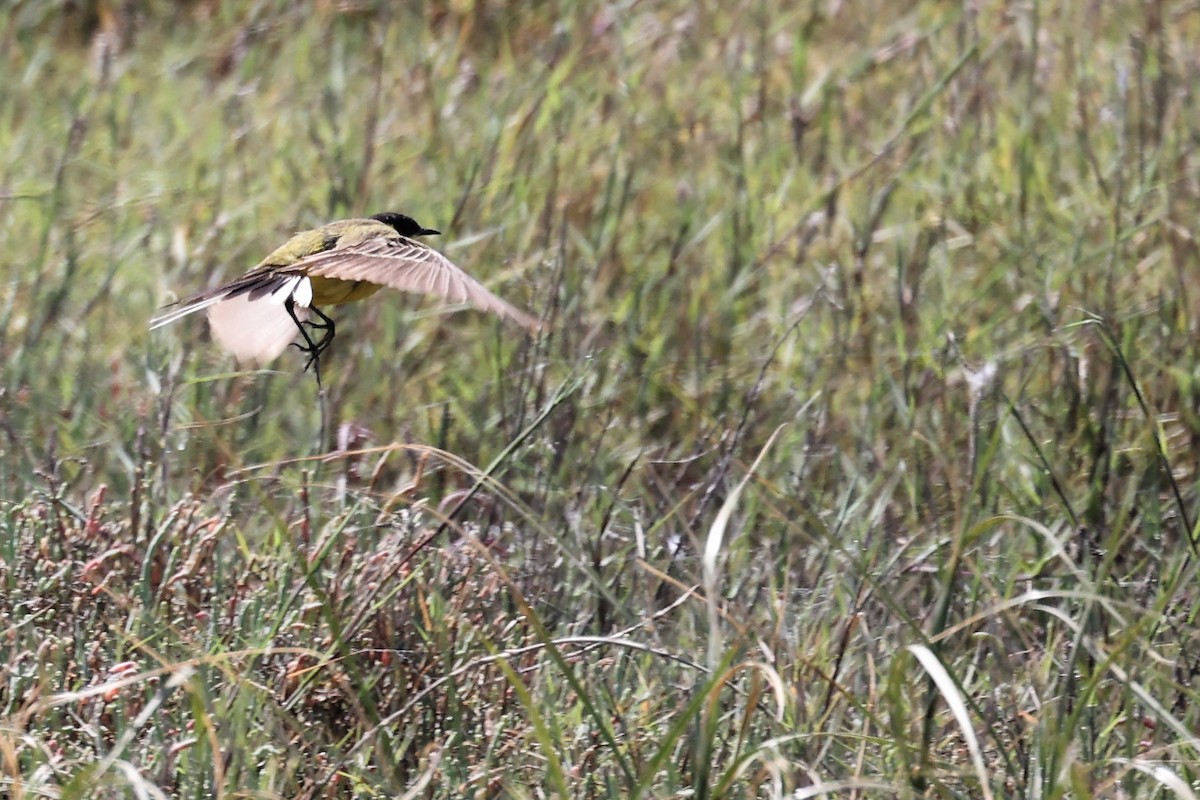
[4,0,1200,797]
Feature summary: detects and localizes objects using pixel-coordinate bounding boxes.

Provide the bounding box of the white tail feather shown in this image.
[151,277,314,365]
[207,293,308,365]
[148,294,227,330]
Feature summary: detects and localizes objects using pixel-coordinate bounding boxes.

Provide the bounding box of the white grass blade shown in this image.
[1115,759,1198,800]
[703,425,785,670]
[791,779,904,798]
[398,744,444,800]
[702,424,786,585]
[907,644,994,800]
[93,667,194,791]
[113,760,170,800]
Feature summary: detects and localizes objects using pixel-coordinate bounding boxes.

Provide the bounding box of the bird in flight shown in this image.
[150,212,539,386]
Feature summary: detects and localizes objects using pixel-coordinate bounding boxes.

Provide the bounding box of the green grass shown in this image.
[4,0,1200,796]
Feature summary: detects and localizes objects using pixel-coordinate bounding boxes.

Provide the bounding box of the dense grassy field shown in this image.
[4,0,1200,796]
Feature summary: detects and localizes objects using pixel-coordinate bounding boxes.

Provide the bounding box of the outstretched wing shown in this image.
[283,235,541,332]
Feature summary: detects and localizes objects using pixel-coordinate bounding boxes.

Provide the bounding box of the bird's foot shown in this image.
[289,341,328,389]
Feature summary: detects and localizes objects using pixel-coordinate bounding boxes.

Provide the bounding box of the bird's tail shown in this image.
[148,293,228,330]
[206,290,310,365]
[149,275,314,365]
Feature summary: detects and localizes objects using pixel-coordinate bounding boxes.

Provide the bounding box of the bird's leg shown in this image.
[285,297,325,388]
[305,305,337,355]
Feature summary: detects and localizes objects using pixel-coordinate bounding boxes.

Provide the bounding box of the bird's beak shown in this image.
[419,227,441,237]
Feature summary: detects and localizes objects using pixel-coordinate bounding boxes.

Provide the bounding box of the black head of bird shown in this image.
[370,212,440,238]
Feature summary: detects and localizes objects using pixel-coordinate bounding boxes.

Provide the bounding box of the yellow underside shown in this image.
[309,277,383,306]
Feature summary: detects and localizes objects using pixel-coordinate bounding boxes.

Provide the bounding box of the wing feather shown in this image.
[284,236,540,331]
